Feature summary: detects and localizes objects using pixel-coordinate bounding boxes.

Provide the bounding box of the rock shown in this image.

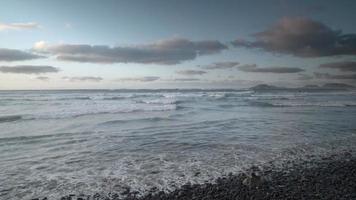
[242,177,250,187]
[120,187,131,195]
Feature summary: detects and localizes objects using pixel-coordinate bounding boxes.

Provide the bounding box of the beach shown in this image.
[57,151,356,200]
[2,1,356,199]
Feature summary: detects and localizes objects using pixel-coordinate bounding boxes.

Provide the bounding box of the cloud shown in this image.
[319,61,356,72]
[116,76,160,82]
[304,5,325,14]
[232,17,356,57]
[33,38,228,65]
[36,76,50,81]
[238,64,304,73]
[64,23,72,29]
[176,70,207,76]
[314,72,356,80]
[170,78,201,82]
[0,22,39,31]
[199,61,239,70]
[0,48,44,61]
[62,76,103,82]
[0,65,59,74]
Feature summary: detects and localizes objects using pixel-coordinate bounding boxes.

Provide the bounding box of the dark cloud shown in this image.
[314,72,356,80]
[199,61,239,70]
[34,38,228,65]
[117,76,160,82]
[209,79,263,87]
[319,61,356,72]
[305,4,325,14]
[232,17,356,57]
[62,76,103,82]
[238,64,304,73]
[36,76,50,81]
[176,70,207,75]
[0,65,59,74]
[0,48,44,61]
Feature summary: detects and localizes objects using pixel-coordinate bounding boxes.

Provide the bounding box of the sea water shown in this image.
[1,89,356,199]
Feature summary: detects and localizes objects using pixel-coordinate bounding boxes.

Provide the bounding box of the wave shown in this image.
[25,104,178,120]
[250,96,293,101]
[345,104,356,107]
[102,96,125,100]
[281,102,356,107]
[222,91,253,98]
[45,96,92,101]
[207,92,254,102]
[62,97,91,100]
[136,99,180,105]
[0,98,35,101]
[218,104,238,108]
[0,115,23,123]
[247,100,356,108]
[99,117,173,126]
[129,94,165,98]
[247,101,281,107]
[0,96,92,102]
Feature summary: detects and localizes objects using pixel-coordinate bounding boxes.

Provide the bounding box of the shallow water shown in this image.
[1,89,356,199]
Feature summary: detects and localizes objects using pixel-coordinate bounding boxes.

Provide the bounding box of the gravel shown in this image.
[36,152,356,200]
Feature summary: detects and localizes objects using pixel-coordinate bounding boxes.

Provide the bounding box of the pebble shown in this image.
[42,153,356,200]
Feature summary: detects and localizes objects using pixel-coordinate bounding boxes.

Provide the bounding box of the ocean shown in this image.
[1,89,356,199]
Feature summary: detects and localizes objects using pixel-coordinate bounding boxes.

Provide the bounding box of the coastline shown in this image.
[53,151,356,200]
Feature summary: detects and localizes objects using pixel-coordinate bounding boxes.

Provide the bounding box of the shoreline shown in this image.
[52,151,356,200]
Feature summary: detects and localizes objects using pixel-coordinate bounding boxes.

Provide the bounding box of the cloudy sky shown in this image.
[1,0,356,89]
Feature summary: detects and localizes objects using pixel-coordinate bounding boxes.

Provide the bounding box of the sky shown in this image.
[1,0,356,89]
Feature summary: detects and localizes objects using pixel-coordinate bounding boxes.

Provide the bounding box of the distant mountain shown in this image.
[250,83,354,91]
[250,84,283,91]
